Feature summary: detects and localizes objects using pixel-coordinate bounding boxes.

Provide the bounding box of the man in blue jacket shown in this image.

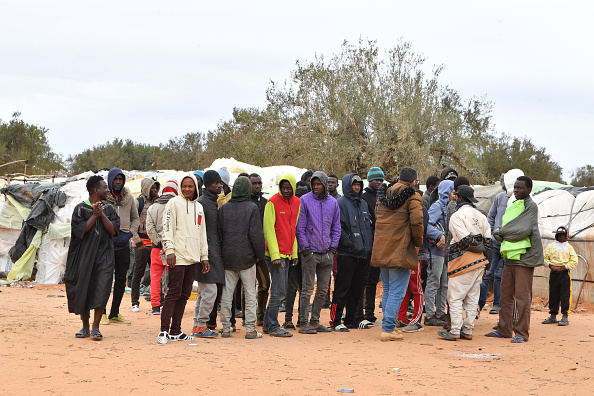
[329,174,373,332]
[296,171,341,334]
[424,180,454,326]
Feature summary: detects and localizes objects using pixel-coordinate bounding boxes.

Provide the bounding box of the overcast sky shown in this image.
[1,1,592,181]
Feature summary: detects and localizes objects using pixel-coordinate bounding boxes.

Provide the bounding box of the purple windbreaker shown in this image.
[296,171,341,253]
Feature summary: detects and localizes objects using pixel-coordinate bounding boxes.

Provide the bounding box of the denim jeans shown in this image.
[263,257,290,332]
[424,254,447,318]
[380,267,411,333]
[479,242,503,309]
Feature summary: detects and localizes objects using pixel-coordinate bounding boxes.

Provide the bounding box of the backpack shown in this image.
[137,196,144,216]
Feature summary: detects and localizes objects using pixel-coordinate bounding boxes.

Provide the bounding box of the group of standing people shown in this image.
[65,163,574,345]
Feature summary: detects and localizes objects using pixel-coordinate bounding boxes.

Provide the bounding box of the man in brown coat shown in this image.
[371,167,424,341]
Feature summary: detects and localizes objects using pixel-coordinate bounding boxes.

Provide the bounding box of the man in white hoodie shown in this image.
[438,185,492,341]
[158,174,210,344]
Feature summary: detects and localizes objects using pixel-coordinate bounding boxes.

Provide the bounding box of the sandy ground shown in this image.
[1,283,593,396]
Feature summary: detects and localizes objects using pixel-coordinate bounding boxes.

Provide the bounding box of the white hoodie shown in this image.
[162,173,208,265]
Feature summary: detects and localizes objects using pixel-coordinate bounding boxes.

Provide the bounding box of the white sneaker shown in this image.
[131,305,140,313]
[157,331,169,344]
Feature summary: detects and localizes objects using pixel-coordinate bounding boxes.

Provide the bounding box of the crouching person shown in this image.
[159,174,209,344]
[438,186,492,341]
[219,176,266,339]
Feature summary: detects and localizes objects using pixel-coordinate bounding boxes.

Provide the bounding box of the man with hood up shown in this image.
[329,174,373,332]
[192,170,226,338]
[479,168,525,315]
[296,171,341,334]
[219,176,266,339]
[146,180,178,314]
[130,177,160,313]
[102,167,140,325]
[159,174,209,344]
[262,174,301,337]
[424,179,454,326]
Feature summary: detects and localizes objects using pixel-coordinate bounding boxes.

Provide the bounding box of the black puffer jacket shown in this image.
[218,177,266,271]
[196,189,225,284]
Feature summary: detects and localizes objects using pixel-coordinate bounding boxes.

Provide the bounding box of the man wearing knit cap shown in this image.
[146,180,178,314]
[360,166,384,324]
[192,170,225,338]
[217,167,232,208]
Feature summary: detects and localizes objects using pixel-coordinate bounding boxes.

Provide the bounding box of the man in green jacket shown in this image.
[487,175,543,343]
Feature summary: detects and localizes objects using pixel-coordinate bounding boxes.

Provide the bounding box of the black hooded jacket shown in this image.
[337,174,373,259]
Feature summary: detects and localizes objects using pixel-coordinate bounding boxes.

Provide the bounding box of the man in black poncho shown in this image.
[65,176,120,341]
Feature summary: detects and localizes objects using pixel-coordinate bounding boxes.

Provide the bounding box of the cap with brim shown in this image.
[456,185,478,203]
[555,227,568,234]
[351,174,363,185]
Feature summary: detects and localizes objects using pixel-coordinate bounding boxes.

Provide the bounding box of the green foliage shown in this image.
[0,112,63,175]
[67,139,160,174]
[479,134,563,183]
[571,165,594,187]
[206,39,496,182]
[62,39,565,183]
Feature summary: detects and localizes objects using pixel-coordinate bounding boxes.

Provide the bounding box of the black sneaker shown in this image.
[151,306,161,315]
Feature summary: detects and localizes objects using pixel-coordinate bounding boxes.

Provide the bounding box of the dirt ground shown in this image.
[1,283,593,395]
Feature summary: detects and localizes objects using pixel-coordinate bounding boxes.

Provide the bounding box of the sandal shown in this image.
[75,328,90,338]
[511,336,526,343]
[299,324,317,334]
[313,324,332,333]
[437,330,457,341]
[269,328,293,337]
[484,331,503,338]
[169,332,194,342]
[221,330,232,338]
[333,324,350,332]
[90,328,103,341]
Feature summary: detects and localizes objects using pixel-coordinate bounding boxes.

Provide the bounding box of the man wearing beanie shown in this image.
[217,167,232,208]
[192,170,225,338]
[146,180,178,314]
[219,176,266,339]
[360,166,384,325]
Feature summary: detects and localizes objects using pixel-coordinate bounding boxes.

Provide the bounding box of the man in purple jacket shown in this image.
[296,171,341,334]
